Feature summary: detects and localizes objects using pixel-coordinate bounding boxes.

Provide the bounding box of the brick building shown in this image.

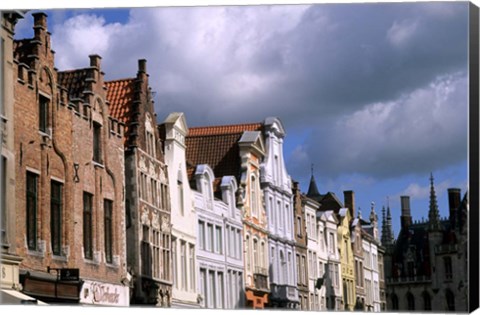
[13,13,128,306]
[292,181,309,310]
[106,60,172,306]
[1,10,26,303]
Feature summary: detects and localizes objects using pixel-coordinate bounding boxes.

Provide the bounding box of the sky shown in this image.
[13,2,470,237]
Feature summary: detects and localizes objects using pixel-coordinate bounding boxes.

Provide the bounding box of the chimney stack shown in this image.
[33,12,48,29]
[89,54,102,69]
[138,59,147,73]
[400,196,412,229]
[344,190,355,219]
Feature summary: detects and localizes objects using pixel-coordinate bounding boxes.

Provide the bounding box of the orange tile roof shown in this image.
[188,123,262,137]
[57,69,90,99]
[186,122,263,186]
[105,78,135,125]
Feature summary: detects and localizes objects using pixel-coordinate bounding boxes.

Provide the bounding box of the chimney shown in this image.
[138,59,147,73]
[400,196,412,229]
[89,54,102,69]
[448,188,461,227]
[344,190,355,219]
[33,12,48,29]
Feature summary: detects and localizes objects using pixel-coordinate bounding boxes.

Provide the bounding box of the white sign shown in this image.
[80,280,129,306]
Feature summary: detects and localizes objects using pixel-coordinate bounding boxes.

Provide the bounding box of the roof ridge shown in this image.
[57,68,90,74]
[189,122,262,130]
[105,77,136,84]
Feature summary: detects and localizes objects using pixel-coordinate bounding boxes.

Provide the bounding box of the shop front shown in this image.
[19,269,82,304]
[80,279,129,307]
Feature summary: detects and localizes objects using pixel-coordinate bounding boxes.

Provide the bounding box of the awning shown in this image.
[1,289,48,305]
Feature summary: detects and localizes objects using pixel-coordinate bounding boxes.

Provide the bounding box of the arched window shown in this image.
[260,241,265,269]
[177,170,184,216]
[446,289,455,311]
[391,294,399,310]
[253,238,258,268]
[406,292,415,310]
[422,291,431,310]
[250,175,257,217]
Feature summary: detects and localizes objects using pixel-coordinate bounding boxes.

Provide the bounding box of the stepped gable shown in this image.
[186,122,262,190]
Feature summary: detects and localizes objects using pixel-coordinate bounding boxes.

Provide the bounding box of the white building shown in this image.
[362,205,381,312]
[193,164,245,309]
[317,210,343,310]
[260,117,298,308]
[160,113,199,308]
[304,196,321,310]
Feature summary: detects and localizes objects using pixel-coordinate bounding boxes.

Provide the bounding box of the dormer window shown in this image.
[39,94,49,133]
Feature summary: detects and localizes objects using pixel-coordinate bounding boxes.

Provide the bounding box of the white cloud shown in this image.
[387,18,419,47]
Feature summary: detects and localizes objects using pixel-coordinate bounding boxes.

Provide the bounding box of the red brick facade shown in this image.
[13,13,128,304]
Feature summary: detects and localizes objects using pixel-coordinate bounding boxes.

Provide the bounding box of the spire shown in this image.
[386,203,394,242]
[381,206,388,245]
[370,202,377,223]
[428,173,442,231]
[382,197,394,246]
[307,164,322,202]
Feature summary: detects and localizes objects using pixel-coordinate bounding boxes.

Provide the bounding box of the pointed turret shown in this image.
[428,173,442,231]
[381,206,388,245]
[307,165,322,202]
[386,205,394,242]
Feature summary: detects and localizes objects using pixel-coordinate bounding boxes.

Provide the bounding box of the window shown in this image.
[250,175,257,217]
[215,226,222,254]
[446,289,455,311]
[423,292,431,310]
[152,229,160,278]
[297,216,302,236]
[93,122,102,163]
[178,178,184,215]
[407,261,415,277]
[172,237,177,287]
[181,241,187,289]
[51,181,63,256]
[141,225,151,276]
[207,223,214,252]
[198,221,205,250]
[189,244,195,291]
[218,272,224,308]
[1,157,7,245]
[329,232,335,254]
[146,130,155,156]
[200,269,207,305]
[296,254,301,285]
[237,230,242,259]
[104,199,113,263]
[162,233,170,281]
[444,257,453,280]
[407,292,415,310]
[253,239,258,268]
[26,172,38,250]
[209,271,216,308]
[151,178,157,206]
[246,235,251,271]
[83,193,93,259]
[301,255,307,284]
[391,294,399,310]
[334,264,339,288]
[260,241,265,269]
[39,95,49,133]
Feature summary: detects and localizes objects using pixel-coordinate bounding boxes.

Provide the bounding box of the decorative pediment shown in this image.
[264,116,286,138]
[238,131,265,158]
